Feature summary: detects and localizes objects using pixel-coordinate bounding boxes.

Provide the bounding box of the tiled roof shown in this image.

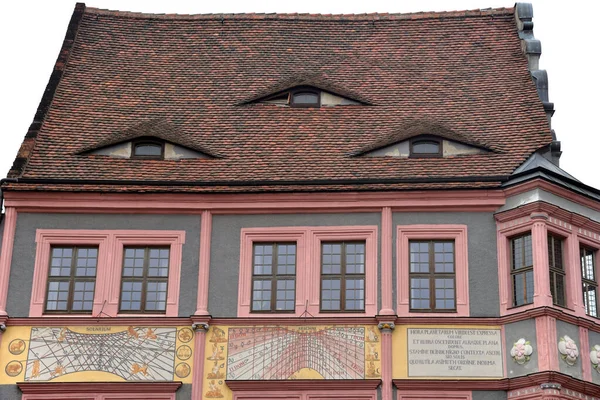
[78,118,222,157]
[349,120,494,156]
[6,4,553,193]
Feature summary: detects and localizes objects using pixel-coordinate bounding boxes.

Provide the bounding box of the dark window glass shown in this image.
[120,247,169,313]
[548,234,566,307]
[321,242,365,312]
[411,140,441,154]
[291,92,319,107]
[133,143,163,158]
[251,243,296,312]
[582,246,598,317]
[46,246,98,313]
[409,241,455,311]
[511,233,534,307]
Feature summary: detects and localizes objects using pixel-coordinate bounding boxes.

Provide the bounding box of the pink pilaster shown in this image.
[580,326,591,381]
[531,214,552,307]
[536,315,558,371]
[196,211,212,315]
[569,231,586,316]
[379,207,394,315]
[379,322,394,400]
[0,207,17,315]
[192,326,208,400]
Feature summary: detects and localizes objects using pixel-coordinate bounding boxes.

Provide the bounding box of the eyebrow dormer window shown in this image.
[410,137,442,158]
[132,140,164,159]
[291,90,320,108]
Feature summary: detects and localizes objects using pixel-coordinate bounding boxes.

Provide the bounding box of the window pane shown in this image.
[322,243,342,274]
[412,140,440,154]
[582,248,596,281]
[292,92,319,105]
[134,143,162,157]
[584,283,598,317]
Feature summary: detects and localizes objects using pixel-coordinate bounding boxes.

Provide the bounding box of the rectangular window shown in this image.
[511,233,534,307]
[251,243,296,312]
[548,234,566,307]
[409,241,455,311]
[582,246,598,317]
[321,241,365,312]
[45,246,98,313]
[119,247,169,313]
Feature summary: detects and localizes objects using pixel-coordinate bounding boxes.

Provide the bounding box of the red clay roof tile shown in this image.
[6,4,553,193]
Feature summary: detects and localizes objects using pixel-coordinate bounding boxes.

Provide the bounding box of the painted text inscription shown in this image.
[408,328,503,377]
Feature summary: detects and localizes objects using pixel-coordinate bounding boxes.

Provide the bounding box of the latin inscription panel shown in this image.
[408,328,503,377]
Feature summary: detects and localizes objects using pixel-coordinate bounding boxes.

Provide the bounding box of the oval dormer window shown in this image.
[291,91,320,108]
[410,138,442,157]
[133,141,163,159]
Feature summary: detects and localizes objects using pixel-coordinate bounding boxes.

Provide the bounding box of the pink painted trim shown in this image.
[4,190,506,214]
[536,315,558,371]
[531,220,553,307]
[30,229,185,317]
[196,211,212,315]
[0,207,17,315]
[580,326,591,382]
[379,207,394,315]
[19,382,180,399]
[398,391,472,400]
[497,208,600,319]
[226,380,380,391]
[232,390,375,400]
[501,325,508,378]
[238,226,378,317]
[238,228,307,317]
[381,330,393,400]
[310,227,377,316]
[396,225,469,316]
[191,329,206,400]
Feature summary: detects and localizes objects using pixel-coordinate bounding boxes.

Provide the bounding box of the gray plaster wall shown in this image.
[176,383,192,399]
[504,319,537,377]
[589,330,600,384]
[209,213,380,317]
[0,385,21,400]
[7,213,201,317]
[556,319,583,379]
[473,391,506,400]
[392,212,499,317]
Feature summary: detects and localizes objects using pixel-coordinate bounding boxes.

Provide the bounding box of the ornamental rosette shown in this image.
[510,338,533,365]
[590,345,600,372]
[558,335,579,366]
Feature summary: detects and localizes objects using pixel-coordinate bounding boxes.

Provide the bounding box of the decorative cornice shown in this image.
[394,371,600,395]
[225,379,381,391]
[17,381,182,394]
[7,316,191,326]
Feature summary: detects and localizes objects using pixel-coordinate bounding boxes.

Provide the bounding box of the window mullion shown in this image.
[66,246,78,313]
[271,243,278,312]
[429,241,435,311]
[340,242,346,312]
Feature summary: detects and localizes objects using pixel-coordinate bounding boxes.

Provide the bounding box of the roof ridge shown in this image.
[85,6,514,21]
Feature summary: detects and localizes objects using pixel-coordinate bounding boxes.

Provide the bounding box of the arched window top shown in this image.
[410,137,442,157]
[132,140,164,159]
[291,91,320,108]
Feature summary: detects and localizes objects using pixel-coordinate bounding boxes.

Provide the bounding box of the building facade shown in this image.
[1,2,600,400]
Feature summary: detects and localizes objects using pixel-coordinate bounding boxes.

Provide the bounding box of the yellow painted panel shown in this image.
[203,325,381,400]
[0,325,194,384]
[392,324,503,380]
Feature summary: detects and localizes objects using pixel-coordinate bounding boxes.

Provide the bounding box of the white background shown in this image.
[1,1,597,189]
